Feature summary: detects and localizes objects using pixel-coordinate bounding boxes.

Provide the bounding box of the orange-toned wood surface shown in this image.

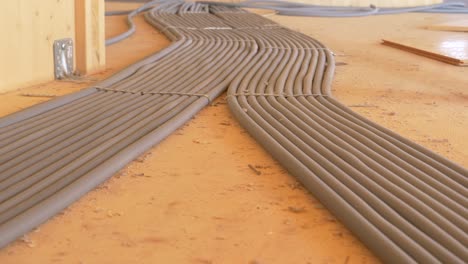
[427,19,468,32]
[0,3,466,264]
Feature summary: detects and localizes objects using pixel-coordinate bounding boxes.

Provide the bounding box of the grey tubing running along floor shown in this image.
[0,2,467,263]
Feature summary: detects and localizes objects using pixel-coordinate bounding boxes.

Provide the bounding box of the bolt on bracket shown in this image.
[53,38,74,79]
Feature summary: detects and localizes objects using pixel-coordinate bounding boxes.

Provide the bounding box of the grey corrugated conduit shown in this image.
[216,7,467,263]
[105,0,169,45]
[105,1,468,46]
[201,0,468,17]
[0,1,258,247]
[0,2,466,264]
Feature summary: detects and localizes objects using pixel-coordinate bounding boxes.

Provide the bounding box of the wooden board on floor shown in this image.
[382,32,468,66]
[426,19,468,32]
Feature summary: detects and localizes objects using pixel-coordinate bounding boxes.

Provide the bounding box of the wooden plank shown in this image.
[382,32,468,66]
[426,19,468,32]
[0,0,75,93]
[75,0,106,75]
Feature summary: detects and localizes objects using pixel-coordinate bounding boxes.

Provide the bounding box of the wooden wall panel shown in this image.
[0,0,75,93]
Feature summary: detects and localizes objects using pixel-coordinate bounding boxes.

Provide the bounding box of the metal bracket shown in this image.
[53,38,74,79]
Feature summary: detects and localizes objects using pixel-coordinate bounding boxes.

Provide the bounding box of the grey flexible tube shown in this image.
[0,3,466,264]
[216,7,467,263]
[105,0,175,45]
[0,1,261,248]
[201,1,468,16]
[104,0,468,45]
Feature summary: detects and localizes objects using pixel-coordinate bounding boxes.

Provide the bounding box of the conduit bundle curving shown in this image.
[220,8,468,264]
[0,2,466,263]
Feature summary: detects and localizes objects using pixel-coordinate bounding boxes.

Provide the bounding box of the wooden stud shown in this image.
[75,0,106,75]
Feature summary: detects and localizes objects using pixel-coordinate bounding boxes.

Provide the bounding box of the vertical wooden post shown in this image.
[75,0,105,75]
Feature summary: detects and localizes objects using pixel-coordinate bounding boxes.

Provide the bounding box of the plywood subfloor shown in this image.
[427,19,468,32]
[0,3,467,264]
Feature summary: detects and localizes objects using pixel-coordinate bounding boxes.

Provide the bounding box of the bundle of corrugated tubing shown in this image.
[0,1,466,263]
